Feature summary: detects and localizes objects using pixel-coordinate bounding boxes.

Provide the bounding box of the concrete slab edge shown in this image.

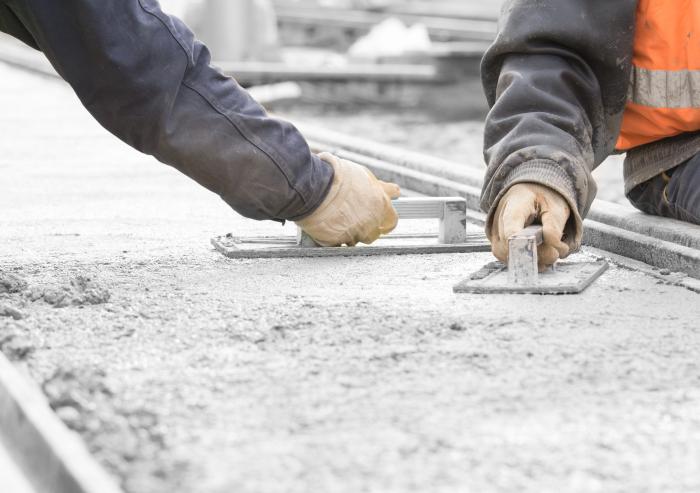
[0,354,124,493]
[584,246,700,294]
[583,220,700,282]
[589,201,700,250]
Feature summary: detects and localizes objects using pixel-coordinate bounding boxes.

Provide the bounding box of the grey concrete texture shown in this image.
[1,64,700,493]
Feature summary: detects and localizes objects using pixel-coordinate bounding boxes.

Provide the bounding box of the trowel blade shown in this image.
[211,233,491,259]
[453,260,609,295]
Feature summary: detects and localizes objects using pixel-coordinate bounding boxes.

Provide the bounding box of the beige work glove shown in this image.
[488,183,575,271]
[296,152,401,246]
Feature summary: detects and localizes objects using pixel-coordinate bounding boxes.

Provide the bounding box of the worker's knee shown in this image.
[666,155,700,224]
[627,174,667,217]
[628,156,700,224]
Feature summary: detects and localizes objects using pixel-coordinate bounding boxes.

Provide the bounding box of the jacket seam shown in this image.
[135,0,308,206]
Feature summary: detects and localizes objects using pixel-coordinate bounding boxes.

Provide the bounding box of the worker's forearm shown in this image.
[480,54,595,249]
[6,0,332,221]
[479,0,637,244]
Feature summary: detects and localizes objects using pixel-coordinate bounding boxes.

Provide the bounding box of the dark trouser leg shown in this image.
[0,0,333,221]
[627,154,700,225]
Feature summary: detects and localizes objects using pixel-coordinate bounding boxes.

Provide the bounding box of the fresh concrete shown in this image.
[1,62,700,493]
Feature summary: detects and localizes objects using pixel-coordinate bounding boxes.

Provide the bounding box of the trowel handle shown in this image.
[508,225,544,245]
[507,225,544,284]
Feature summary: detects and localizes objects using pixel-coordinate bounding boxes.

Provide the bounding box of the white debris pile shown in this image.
[348,18,432,60]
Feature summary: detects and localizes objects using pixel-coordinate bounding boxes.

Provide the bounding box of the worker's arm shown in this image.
[2,0,350,225]
[480,0,637,265]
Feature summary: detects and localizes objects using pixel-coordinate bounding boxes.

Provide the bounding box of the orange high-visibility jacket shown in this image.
[482,0,700,238]
[618,0,700,150]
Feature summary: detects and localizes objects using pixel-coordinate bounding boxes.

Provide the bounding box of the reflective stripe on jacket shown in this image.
[618,0,700,150]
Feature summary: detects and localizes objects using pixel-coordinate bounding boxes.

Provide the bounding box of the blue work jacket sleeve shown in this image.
[1,0,333,221]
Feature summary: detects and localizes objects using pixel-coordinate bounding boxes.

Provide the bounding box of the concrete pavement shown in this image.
[1,63,700,493]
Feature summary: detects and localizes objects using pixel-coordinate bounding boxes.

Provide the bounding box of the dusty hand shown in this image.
[296,153,401,246]
[489,183,571,271]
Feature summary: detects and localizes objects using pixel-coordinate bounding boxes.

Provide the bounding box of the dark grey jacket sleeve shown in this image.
[480,0,637,244]
[2,0,333,222]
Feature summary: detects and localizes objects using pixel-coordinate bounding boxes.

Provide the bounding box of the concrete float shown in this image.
[453,225,609,295]
[212,197,491,259]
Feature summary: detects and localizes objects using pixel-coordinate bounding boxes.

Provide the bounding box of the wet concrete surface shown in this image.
[2,65,700,493]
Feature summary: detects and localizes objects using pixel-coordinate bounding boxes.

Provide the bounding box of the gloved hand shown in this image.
[488,183,572,271]
[296,152,401,246]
